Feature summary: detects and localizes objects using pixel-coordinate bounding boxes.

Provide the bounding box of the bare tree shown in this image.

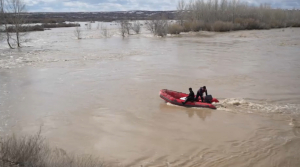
[119,20,130,37]
[100,23,109,38]
[124,20,131,35]
[86,22,92,30]
[177,0,186,25]
[146,16,168,37]
[0,0,13,49]
[131,21,141,34]
[0,0,3,41]
[6,0,28,48]
[96,22,100,29]
[74,26,81,39]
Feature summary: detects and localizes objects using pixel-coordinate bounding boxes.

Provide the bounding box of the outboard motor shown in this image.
[205,95,213,104]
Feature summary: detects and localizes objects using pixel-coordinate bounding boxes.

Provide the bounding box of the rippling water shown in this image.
[1,24,300,166]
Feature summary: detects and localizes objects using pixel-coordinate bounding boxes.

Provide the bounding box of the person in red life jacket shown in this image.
[195,86,207,102]
[182,88,195,105]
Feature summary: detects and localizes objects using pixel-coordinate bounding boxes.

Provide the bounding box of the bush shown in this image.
[203,23,212,31]
[269,20,285,28]
[287,21,300,27]
[232,23,245,31]
[183,21,192,32]
[168,24,184,34]
[0,132,109,167]
[212,21,234,32]
[131,21,141,34]
[145,19,168,37]
[235,18,267,30]
[182,21,205,32]
[190,21,205,31]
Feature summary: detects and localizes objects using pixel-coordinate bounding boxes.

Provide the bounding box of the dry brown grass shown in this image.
[0,131,110,167]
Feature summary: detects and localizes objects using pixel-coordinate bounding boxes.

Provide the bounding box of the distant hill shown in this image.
[26,11,178,23]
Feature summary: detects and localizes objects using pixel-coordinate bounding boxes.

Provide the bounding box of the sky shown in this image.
[23,0,300,12]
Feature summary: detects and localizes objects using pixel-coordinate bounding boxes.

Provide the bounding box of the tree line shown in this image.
[138,0,300,37]
[169,0,300,33]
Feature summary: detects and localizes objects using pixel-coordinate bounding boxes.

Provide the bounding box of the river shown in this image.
[1,23,300,167]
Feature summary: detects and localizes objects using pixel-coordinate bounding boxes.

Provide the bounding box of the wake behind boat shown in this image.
[159,89,219,109]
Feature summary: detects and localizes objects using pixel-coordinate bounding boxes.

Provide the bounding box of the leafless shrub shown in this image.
[119,20,131,37]
[0,0,3,41]
[182,21,192,32]
[287,21,300,28]
[0,0,3,22]
[97,22,100,29]
[231,23,245,31]
[176,0,186,26]
[5,0,28,48]
[0,129,46,167]
[183,20,205,32]
[131,21,141,34]
[203,22,213,31]
[0,0,13,48]
[74,26,81,39]
[125,22,131,35]
[168,24,184,34]
[100,23,109,38]
[212,21,234,32]
[86,22,92,30]
[244,19,264,29]
[0,131,110,167]
[0,31,3,42]
[145,16,168,37]
[119,20,127,37]
[269,20,285,29]
[102,28,109,38]
[235,18,268,30]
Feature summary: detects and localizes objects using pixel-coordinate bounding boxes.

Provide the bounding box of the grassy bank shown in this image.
[0,132,109,167]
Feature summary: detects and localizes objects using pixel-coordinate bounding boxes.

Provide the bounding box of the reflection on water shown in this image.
[160,103,213,121]
[1,26,300,166]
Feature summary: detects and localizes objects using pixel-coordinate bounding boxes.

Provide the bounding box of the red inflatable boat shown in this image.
[159,89,219,109]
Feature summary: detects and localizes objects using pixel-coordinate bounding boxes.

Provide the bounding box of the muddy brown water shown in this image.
[1,25,300,166]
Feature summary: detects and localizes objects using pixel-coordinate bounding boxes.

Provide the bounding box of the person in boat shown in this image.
[195,86,207,102]
[182,88,195,105]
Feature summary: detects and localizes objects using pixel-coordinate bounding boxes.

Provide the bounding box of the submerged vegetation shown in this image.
[3,23,80,33]
[168,0,300,34]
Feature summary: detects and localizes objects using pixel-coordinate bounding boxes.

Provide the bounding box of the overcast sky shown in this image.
[24,0,300,12]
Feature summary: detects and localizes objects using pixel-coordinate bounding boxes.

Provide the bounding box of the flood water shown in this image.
[1,23,300,167]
